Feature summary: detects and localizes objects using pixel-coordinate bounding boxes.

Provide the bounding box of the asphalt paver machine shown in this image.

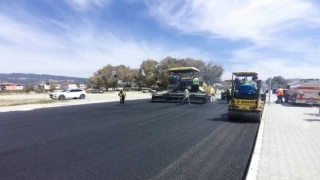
[151,67,215,104]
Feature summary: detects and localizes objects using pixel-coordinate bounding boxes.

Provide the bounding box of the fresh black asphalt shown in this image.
[0,99,259,180]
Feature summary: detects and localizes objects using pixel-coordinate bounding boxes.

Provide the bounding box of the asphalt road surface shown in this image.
[0,99,259,180]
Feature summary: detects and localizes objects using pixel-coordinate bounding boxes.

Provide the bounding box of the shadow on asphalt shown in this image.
[280,102,317,107]
[304,119,320,122]
[151,101,209,106]
[206,113,258,124]
[304,113,320,117]
[216,101,228,104]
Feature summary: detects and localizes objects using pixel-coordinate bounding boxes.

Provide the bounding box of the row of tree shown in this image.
[266,76,291,88]
[88,56,224,90]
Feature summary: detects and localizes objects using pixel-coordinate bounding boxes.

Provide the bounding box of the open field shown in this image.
[0,99,59,107]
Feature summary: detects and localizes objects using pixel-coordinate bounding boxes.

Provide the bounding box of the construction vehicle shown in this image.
[220,80,233,100]
[285,79,320,105]
[221,90,227,100]
[228,72,266,122]
[151,67,215,104]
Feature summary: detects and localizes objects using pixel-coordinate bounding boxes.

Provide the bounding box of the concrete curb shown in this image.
[245,103,268,180]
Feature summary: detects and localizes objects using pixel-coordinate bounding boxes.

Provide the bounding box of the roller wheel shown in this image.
[228,110,237,121]
[228,110,261,122]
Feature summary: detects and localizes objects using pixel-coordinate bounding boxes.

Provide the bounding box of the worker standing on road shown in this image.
[276,87,284,103]
[182,88,191,105]
[226,88,232,103]
[318,92,320,114]
[192,76,200,92]
[118,90,126,106]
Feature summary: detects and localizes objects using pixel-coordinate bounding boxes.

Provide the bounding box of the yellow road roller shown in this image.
[228,72,266,122]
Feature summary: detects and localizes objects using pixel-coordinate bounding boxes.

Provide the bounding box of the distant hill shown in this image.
[0,73,88,85]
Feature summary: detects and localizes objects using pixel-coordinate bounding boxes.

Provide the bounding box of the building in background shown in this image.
[222,80,233,88]
[0,83,17,90]
[16,85,24,90]
[60,83,78,90]
[54,84,61,90]
[77,84,86,89]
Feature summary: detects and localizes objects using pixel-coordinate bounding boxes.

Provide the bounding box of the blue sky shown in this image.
[1,0,320,80]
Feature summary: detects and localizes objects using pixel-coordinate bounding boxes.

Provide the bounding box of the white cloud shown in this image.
[222,60,320,81]
[146,0,320,80]
[0,12,209,78]
[65,0,109,10]
[222,47,320,80]
[146,0,318,42]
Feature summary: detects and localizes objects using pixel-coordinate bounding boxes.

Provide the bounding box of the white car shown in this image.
[49,89,87,100]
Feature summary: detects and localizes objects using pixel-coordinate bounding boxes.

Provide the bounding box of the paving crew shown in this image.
[318,92,320,114]
[118,90,126,106]
[276,86,284,103]
[244,77,250,84]
[192,76,200,92]
[226,88,232,103]
[182,88,191,105]
[250,76,258,90]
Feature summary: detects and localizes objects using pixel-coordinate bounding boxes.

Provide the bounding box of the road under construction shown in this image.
[0,98,259,180]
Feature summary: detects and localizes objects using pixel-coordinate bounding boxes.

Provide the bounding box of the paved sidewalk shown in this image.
[250,94,320,180]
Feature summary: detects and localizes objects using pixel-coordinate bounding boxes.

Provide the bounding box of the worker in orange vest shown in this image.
[276,87,284,103]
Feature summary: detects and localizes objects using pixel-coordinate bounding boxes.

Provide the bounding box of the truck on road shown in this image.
[285,79,320,105]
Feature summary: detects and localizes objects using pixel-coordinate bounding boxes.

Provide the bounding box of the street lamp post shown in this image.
[41,81,46,100]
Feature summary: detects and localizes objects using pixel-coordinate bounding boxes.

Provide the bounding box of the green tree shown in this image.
[156,57,224,88]
[266,76,287,88]
[24,85,34,93]
[88,64,117,90]
[116,65,133,88]
[88,56,224,90]
[179,57,206,72]
[157,57,181,88]
[49,84,56,92]
[139,59,159,87]
[203,62,224,85]
[130,69,141,87]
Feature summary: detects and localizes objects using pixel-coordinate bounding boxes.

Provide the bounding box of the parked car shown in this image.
[49,89,86,100]
[90,89,104,94]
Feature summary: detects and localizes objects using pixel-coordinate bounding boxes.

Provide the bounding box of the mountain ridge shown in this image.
[0,73,88,85]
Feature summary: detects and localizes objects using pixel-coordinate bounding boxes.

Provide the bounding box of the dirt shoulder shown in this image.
[0,92,152,111]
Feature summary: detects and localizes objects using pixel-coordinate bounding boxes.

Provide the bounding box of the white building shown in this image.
[77,84,86,89]
[34,84,50,90]
[60,83,78,90]
[16,85,24,90]
[54,84,60,90]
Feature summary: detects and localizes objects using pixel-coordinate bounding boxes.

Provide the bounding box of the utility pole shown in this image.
[268,77,271,104]
[42,81,45,100]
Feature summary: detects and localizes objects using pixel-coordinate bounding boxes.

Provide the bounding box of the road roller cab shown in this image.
[228,72,265,122]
